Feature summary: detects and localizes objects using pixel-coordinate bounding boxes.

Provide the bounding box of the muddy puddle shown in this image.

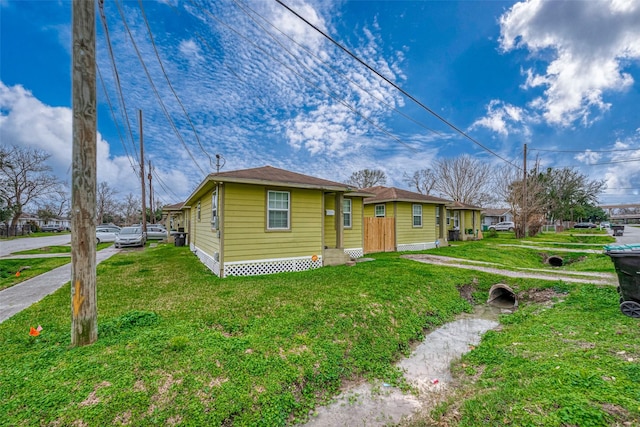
[303,306,508,426]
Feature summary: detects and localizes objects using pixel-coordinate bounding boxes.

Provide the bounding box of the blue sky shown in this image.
[1,0,639,207]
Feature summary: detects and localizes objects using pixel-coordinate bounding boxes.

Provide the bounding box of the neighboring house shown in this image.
[162,201,186,231]
[482,208,513,227]
[359,186,450,253]
[14,213,70,230]
[182,166,370,278]
[447,201,483,241]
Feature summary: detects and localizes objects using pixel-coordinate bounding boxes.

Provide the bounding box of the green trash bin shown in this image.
[604,244,640,318]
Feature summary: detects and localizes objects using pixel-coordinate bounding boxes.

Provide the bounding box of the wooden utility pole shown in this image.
[71,0,97,346]
[523,143,528,238]
[139,110,147,234]
[148,160,154,224]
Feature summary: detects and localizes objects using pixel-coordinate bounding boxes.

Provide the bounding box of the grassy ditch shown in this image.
[412,283,640,426]
[423,239,615,275]
[1,244,512,426]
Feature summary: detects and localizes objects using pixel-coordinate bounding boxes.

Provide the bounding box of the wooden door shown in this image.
[364,217,395,254]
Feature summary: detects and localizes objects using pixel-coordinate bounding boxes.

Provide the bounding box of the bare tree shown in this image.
[403,169,437,195]
[0,145,63,229]
[121,192,141,225]
[97,181,119,224]
[428,155,495,206]
[346,169,387,188]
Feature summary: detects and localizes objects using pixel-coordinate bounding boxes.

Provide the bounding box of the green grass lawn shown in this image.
[0,258,72,291]
[1,242,637,426]
[422,237,616,275]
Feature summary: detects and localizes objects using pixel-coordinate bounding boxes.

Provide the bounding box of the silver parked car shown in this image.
[146,225,168,240]
[96,228,119,243]
[488,221,515,231]
[114,226,146,248]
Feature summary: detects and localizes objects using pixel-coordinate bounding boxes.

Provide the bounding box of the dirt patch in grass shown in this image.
[79,381,111,406]
[518,288,567,305]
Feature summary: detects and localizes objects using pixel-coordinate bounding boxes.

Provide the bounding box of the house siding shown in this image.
[395,203,438,245]
[223,183,323,262]
[323,195,337,249]
[343,197,363,249]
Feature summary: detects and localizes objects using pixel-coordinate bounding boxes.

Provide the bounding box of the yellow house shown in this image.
[446,201,483,241]
[161,202,186,234]
[182,166,370,277]
[360,186,450,253]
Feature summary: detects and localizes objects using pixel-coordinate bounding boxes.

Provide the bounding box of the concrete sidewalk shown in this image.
[0,247,120,323]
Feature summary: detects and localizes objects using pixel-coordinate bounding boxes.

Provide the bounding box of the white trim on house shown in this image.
[343,247,363,259]
[224,255,323,277]
[397,242,438,252]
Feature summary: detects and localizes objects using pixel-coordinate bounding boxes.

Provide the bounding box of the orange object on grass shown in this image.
[15,271,20,277]
[29,325,43,337]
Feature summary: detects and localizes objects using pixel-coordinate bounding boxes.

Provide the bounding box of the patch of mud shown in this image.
[519,288,567,305]
[303,317,498,427]
[457,279,477,304]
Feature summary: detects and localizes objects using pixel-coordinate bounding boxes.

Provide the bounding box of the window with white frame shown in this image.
[211,186,218,229]
[343,198,352,228]
[436,206,441,226]
[375,204,385,217]
[454,211,460,228]
[267,190,290,230]
[197,201,201,221]
[412,204,422,227]
[446,209,450,225]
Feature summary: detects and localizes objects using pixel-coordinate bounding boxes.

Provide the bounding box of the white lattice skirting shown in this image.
[224,255,323,277]
[344,248,364,259]
[192,245,221,277]
[397,242,438,252]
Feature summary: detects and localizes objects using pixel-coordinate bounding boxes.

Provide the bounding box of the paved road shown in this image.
[0,234,72,257]
[0,246,119,323]
[612,224,640,245]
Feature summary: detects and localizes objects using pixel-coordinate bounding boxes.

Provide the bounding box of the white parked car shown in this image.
[488,221,515,231]
[96,228,119,243]
[146,225,168,240]
[114,226,146,248]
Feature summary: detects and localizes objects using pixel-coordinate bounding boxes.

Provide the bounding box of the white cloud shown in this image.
[500,0,640,126]
[470,100,530,137]
[574,150,602,164]
[0,82,189,206]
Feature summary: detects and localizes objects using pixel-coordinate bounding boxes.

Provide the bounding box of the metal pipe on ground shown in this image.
[487,284,518,309]
[548,256,564,267]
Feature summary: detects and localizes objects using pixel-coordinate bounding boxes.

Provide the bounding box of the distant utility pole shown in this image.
[71,0,97,346]
[523,143,528,238]
[148,160,153,224]
[139,110,147,234]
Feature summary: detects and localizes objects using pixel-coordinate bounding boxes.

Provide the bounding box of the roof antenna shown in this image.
[215,154,225,173]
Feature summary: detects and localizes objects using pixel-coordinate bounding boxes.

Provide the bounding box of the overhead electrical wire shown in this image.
[188,0,418,153]
[98,0,140,164]
[275,0,521,170]
[232,0,442,138]
[530,147,640,153]
[137,0,216,170]
[96,62,139,175]
[113,0,208,176]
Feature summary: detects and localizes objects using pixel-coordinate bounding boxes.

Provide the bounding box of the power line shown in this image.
[530,147,640,153]
[189,0,418,153]
[98,0,140,164]
[113,0,208,176]
[96,62,138,175]
[137,0,215,170]
[275,0,521,170]
[232,0,443,138]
